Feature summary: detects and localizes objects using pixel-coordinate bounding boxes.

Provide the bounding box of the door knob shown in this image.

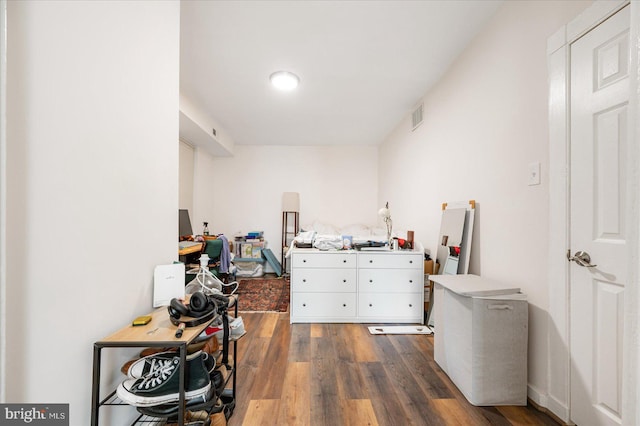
[567,250,597,268]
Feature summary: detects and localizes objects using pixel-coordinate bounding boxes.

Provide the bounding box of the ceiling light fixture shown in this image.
[270,71,300,91]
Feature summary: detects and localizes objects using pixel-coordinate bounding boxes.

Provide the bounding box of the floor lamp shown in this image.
[281,192,300,276]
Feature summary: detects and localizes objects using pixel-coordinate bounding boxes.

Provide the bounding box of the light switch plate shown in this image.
[528,162,541,186]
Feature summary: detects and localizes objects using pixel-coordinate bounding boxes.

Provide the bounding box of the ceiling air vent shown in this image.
[411,103,423,131]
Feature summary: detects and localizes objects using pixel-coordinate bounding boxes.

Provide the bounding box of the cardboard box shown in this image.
[424,259,434,275]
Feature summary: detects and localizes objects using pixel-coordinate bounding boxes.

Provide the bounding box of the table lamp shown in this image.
[378,202,393,247]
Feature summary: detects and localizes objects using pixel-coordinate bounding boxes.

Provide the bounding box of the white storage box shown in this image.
[432,274,528,406]
[234,261,264,277]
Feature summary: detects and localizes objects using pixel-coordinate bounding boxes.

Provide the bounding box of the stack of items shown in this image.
[115,322,238,424]
[234,232,264,258]
[233,232,266,277]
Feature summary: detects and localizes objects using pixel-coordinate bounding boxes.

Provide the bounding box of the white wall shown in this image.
[196,145,379,264]
[0,0,7,403]
[5,2,179,424]
[179,139,195,211]
[180,93,235,157]
[192,146,218,239]
[378,0,591,415]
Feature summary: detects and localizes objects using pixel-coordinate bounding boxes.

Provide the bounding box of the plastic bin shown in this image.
[432,274,528,406]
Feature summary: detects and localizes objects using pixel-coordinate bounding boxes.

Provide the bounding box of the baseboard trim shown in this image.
[527,384,547,409]
[527,385,572,425]
[546,394,572,425]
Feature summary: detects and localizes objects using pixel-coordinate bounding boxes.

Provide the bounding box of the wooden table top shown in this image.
[179,242,204,256]
[97,305,211,345]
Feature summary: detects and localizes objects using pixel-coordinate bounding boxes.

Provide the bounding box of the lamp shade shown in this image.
[282,192,300,212]
[378,207,391,219]
[378,202,391,219]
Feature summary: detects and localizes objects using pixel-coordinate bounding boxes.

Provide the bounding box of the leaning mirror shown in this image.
[435,200,475,275]
[427,200,476,326]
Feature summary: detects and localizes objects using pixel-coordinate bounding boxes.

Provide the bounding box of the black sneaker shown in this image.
[117,351,211,407]
[127,351,216,379]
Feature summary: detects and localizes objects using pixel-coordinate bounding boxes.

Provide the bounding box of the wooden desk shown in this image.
[179,242,203,267]
[99,306,208,344]
[178,242,203,256]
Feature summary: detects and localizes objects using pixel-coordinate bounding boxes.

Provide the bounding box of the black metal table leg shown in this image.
[91,344,102,426]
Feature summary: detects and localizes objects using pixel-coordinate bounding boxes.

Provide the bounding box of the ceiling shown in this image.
[179,1,503,148]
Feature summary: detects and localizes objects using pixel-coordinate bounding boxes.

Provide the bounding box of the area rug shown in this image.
[368,325,433,335]
[235,276,290,312]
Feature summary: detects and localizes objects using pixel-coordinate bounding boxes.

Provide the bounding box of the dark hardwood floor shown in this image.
[227,312,561,426]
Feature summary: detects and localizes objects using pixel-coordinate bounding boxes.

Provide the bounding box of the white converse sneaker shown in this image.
[117,351,211,407]
[127,350,215,379]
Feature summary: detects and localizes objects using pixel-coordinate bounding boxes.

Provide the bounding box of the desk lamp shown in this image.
[378,202,393,247]
[185,254,223,295]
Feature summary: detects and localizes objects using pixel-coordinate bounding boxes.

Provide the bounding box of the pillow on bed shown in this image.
[303,221,339,236]
[339,224,371,240]
[369,226,388,238]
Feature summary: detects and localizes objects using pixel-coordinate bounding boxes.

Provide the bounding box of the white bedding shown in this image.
[303,220,391,244]
[284,221,400,256]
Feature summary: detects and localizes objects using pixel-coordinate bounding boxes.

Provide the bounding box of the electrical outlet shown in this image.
[528,162,541,186]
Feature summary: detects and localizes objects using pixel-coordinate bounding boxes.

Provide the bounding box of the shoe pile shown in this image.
[162,406,227,426]
[200,315,245,343]
[117,349,213,407]
[116,334,235,425]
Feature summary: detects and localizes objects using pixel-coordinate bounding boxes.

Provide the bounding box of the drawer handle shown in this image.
[409,260,413,264]
[343,304,347,307]
[409,304,413,307]
[343,279,347,283]
[409,280,413,283]
[303,279,306,283]
[369,260,373,263]
[369,303,373,307]
[488,304,513,310]
[303,259,307,263]
[369,279,373,283]
[343,259,347,263]
[302,303,306,307]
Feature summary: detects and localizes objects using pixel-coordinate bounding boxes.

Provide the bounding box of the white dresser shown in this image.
[290,247,424,323]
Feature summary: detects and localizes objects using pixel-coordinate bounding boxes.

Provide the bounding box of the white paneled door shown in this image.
[569,5,630,425]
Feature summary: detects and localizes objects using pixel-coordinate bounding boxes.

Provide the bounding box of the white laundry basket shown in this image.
[432,274,528,406]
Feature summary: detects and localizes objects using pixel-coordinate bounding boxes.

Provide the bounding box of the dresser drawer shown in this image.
[291,268,357,292]
[358,268,423,293]
[358,292,422,318]
[291,292,357,318]
[292,251,356,268]
[357,252,422,269]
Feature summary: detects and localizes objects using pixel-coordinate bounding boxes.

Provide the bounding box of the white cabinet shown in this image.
[357,251,424,323]
[291,268,357,293]
[290,251,357,322]
[291,251,356,269]
[291,292,357,319]
[290,248,424,323]
[357,252,422,270]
